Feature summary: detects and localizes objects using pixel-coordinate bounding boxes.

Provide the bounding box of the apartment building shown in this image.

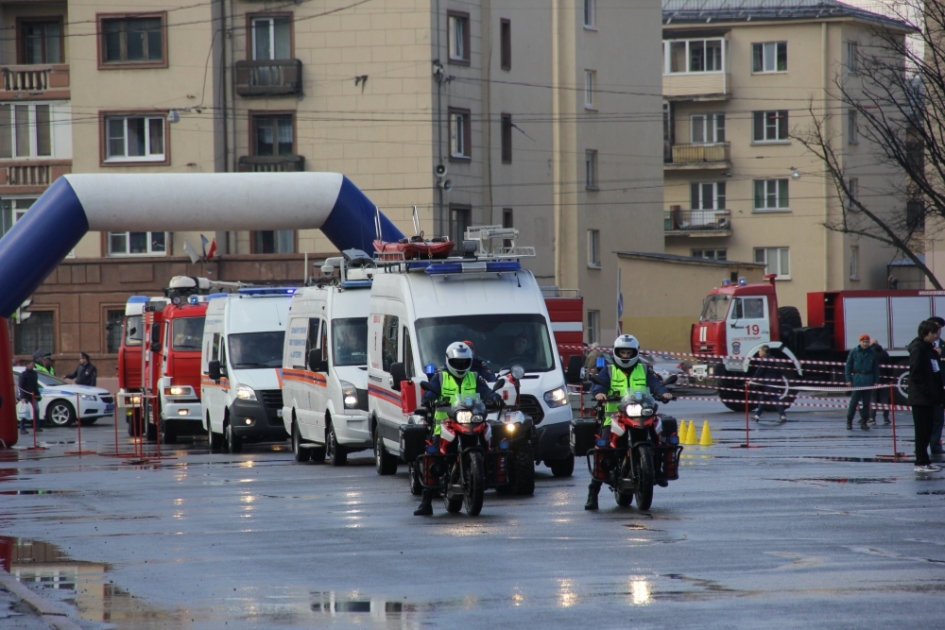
[661,0,912,321]
[2,0,664,371]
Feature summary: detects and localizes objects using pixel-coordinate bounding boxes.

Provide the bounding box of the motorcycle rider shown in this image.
[414,341,500,516]
[585,334,672,510]
[463,339,496,382]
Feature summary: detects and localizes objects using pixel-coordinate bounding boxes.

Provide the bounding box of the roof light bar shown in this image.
[238,287,297,296]
[340,280,373,289]
[423,260,521,276]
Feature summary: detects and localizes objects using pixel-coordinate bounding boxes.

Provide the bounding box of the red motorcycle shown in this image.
[491,365,536,496]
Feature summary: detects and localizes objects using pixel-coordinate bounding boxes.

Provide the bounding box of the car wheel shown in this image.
[47,400,76,427]
[549,453,575,478]
[207,416,223,453]
[374,425,397,475]
[292,421,311,463]
[225,422,242,454]
[327,420,347,466]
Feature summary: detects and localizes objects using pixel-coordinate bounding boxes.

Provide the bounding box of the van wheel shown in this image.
[225,422,242,454]
[327,420,347,466]
[549,453,575,478]
[374,426,397,475]
[292,421,311,463]
[208,418,223,453]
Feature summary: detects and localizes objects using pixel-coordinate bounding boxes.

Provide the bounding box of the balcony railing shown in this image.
[0,159,71,190]
[238,155,305,172]
[665,142,731,169]
[0,64,70,99]
[663,72,730,101]
[234,59,302,97]
[665,207,732,236]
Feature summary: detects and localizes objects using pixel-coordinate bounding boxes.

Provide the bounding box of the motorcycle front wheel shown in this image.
[463,451,486,516]
[444,461,464,513]
[634,447,655,510]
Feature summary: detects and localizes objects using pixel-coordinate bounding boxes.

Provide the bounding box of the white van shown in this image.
[201,288,294,453]
[282,253,375,465]
[367,251,574,477]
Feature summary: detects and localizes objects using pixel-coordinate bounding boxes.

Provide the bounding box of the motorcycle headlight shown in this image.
[80,394,97,402]
[340,380,359,409]
[543,387,568,408]
[236,385,257,401]
[622,403,644,417]
[455,410,473,424]
[506,423,516,433]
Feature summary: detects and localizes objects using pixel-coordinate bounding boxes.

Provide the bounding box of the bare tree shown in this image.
[792,0,944,289]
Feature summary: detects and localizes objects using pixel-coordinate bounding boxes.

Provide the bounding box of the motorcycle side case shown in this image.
[570,418,598,457]
[399,423,429,463]
[657,416,682,481]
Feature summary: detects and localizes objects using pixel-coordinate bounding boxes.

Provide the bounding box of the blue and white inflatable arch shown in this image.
[0,172,403,317]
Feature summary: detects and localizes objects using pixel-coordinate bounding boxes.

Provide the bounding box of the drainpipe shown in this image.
[822,21,829,291]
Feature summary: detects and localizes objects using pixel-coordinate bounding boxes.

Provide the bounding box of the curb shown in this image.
[0,568,84,630]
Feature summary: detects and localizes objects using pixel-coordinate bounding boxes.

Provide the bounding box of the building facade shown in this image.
[661,0,912,321]
[2,0,665,371]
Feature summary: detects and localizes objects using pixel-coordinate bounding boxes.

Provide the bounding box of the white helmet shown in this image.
[612,334,640,369]
[445,341,473,379]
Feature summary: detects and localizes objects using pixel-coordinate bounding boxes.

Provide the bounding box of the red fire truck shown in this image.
[690,275,939,409]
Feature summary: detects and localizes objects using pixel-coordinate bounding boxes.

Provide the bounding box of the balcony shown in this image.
[665,142,730,170]
[0,65,70,100]
[663,73,730,101]
[238,155,305,172]
[665,207,732,237]
[234,60,302,97]
[0,159,71,193]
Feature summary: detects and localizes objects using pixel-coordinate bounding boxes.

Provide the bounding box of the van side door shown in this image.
[284,316,311,436]
[311,317,329,436]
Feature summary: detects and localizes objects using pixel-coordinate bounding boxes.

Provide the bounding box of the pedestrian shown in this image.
[584,343,604,375]
[869,339,891,425]
[928,316,945,455]
[749,345,787,423]
[34,351,54,376]
[907,319,943,473]
[66,352,97,386]
[845,334,879,430]
[16,359,42,434]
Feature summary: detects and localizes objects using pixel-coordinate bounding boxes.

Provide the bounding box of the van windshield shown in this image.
[700,295,731,322]
[415,314,554,374]
[124,316,142,347]
[228,331,285,369]
[332,318,367,367]
[172,317,205,351]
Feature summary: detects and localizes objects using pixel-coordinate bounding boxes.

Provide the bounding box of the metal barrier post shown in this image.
[736,378,763,449]
[890,383,901,461]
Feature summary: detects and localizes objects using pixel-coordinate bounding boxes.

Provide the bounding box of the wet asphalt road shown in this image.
[1,394,944,629]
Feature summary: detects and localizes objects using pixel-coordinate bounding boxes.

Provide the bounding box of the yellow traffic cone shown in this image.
[685,420,698,445]
[678,420,689,444]
[699,421,714,446]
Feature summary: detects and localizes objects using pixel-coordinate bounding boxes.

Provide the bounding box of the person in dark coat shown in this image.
[869,339,891,425]
[749,345,787,423]
[845,334,880,430]
[66,352,97,386]
[907,319,943,473]
[928,317,945,454]
[17,359,42,434]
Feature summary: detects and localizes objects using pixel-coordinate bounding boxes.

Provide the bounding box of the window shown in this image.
[104,114,166,163]
[449,107,471,159]
[692,249,727,261]
[300,318,319,368]
[847,178,859,212]
[584,70,596,109]
[502,208,513,248]
[333,318,368,368]
[252,230,295,254]
[108,231,167,256]
[253,114,294,156]
[15,310,53,356]
[665,38,724,74]
[501,113,512,164]
[753,111,788,142]
[500,19,511,70]
[754,247,790,279]
[907,199,925,232]
[20,21,62,64]
[105,309,124,353]
[251,16,291,60]
[449,204,470,245]
[448,11,470,64]
[751,42,787,73]
[850,245,859,280]
[99,14,166,67]
[587,229,600,268]
[691,113,725,144]
[848,109,858,144]
[1,197,36,237]
[0,104,52,158]
[584,0,596,28]
[847,41,859,74]
[127,316,144,349]
[691,182,726,210]
[381,315,399,372]
[585,150,598,189]
[587,310,600,344]
[753,179,789,211]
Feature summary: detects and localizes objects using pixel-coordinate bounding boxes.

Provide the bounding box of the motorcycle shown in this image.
[491,365,536,496]
[571,375,682,510]
[403,379,510,516]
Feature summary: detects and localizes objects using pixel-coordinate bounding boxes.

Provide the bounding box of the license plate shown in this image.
[105,404,115,413]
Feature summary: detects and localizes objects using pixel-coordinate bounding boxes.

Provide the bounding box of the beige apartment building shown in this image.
[661,0,912,322]
[1,0,665,370]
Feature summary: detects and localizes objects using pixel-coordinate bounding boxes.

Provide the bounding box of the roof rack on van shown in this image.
[313,249,377,289]
[463,225,536,259]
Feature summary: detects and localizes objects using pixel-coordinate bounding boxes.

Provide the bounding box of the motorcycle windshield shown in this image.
[452,393,483,414]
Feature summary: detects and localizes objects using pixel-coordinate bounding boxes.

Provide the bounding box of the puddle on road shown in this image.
[0,490,76,495]
[773,477,895,485]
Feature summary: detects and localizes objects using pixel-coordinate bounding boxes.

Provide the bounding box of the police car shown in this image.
[13,367,115,426]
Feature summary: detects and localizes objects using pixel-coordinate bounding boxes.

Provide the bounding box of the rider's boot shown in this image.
[414,489,434,516]
[584,481,601,510]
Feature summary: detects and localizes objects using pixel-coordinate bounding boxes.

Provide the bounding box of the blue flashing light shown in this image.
[425,263,464,275]
[340,280,372,289]
[238,287,297,297]
[499,440,509,450]
[426,444,436,454]
[669,435,679,445]
[721,279,731,286]
[406,261,432,272]
[596,356,605,369]
[485,261,521,273]
[207,292,229,300]
[188,295,199,305]
[596,438,607,447]
[424,363,436,376]
[738,277,747,286]
[128,295,150,304]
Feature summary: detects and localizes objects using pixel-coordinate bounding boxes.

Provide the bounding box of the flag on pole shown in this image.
[200,234,209,258]
[200,234,218,261]
[616,268,624,334]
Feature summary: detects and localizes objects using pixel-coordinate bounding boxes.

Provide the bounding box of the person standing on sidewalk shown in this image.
[869,339,891,425]
[845,334,879,430]
[16,359,41,434]
[907,320,943,473]
[927,317,945,454]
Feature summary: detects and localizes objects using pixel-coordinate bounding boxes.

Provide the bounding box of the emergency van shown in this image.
[367,227,574,477]
[201,287,294,453]
[281,251,375,465]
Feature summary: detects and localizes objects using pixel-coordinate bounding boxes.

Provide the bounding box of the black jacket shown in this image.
[907,337,943,407]
[17,368,39,401]
[751,356,782,388]
[66,362,97,386]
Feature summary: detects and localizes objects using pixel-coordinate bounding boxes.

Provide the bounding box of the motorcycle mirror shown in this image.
[492,378,506,392]
[511,365,525,380]
[419,381,433,392]
[663,374,678,386]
